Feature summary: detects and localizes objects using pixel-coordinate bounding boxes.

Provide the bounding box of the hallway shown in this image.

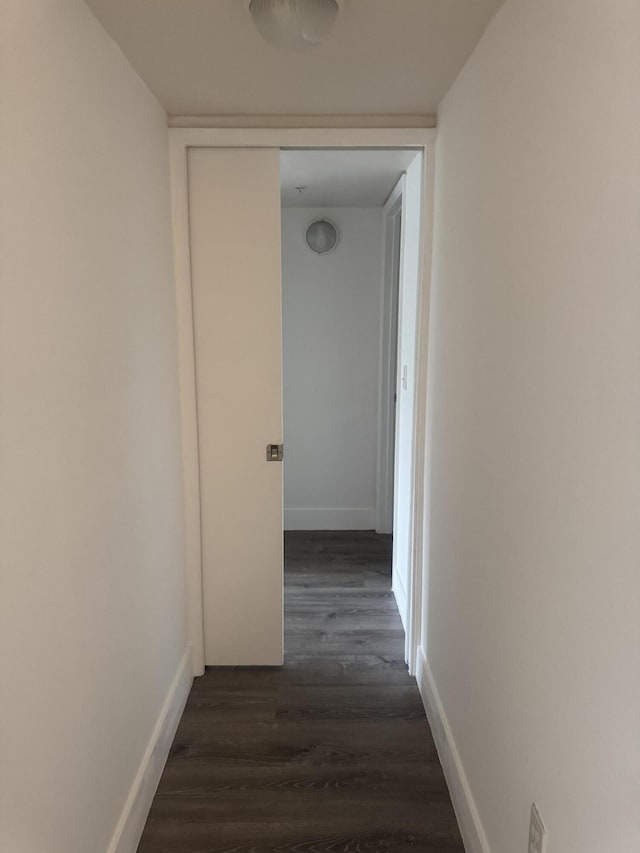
[138,531,463,852]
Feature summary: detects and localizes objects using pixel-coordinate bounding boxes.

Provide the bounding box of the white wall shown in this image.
[0,3,188,852]
[423,1,640,852]
[282,207,383,530]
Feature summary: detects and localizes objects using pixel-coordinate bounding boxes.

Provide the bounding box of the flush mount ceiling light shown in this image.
[248,0,342,50]
[306,219,339,254]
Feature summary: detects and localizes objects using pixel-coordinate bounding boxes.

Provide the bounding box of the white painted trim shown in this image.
[168,114,437,129]
[107,646,193,853]
[416,647,491,853]
[169,140,206,677]
[375,177,404,535]
[391,152,424,670]
[170,127,435,150]
[169,126,437,681]
[405,142,436,675]
[390,178,409,619]
[392,573,408,632]
[284,507,375,530]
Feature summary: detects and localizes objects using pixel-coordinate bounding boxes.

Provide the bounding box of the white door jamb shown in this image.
[375,176,405,536]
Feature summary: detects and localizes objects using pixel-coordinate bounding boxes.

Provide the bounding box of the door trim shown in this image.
[375,176,404,535]
[169,127,437,677]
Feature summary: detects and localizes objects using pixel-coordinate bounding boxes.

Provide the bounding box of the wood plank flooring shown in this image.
[137,531,464,853]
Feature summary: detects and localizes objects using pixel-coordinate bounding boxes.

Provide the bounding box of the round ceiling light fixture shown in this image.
[248,0,342,50]
[305,219,339,254]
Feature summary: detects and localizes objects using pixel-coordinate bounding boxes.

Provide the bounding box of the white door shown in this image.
[188,147,284,666]
[392,153,423,633]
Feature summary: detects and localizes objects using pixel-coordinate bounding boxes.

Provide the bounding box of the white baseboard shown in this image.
[392,572,408,632]
[416,647,491,853]
[107,646,193,853]
[284,507,375,530]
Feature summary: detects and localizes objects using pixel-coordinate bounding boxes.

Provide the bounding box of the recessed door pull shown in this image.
[266,444,284,462]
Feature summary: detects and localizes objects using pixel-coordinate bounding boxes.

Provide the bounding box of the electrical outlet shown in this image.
[528,803,547,853]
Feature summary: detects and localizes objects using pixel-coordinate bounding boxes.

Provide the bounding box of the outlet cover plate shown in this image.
[529,803,547,853]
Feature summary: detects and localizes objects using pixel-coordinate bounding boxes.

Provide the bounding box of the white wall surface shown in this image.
[0,2,188,852]
[424,1,640,852]
[282,207,383,530]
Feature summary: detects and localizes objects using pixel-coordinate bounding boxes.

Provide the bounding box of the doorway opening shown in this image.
[170,127,435,678]
[279,148,424,659]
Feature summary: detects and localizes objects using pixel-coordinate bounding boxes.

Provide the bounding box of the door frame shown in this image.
[169,127,437,677]
[376,176,404,536]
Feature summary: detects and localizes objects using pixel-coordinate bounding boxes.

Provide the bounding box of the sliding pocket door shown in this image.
[188,147,283,665]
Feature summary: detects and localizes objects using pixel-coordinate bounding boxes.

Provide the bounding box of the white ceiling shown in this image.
[280,149,418,207]
[84,0,504,117]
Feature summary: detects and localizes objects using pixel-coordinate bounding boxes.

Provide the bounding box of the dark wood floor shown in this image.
[138,531,464,853]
